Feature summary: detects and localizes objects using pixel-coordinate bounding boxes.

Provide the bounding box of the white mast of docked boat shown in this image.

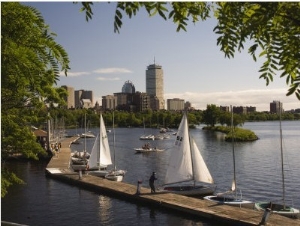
[231,105,237,197]
[279,106,286,209]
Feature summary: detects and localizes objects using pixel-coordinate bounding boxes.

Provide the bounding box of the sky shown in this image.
[23,2,299,111]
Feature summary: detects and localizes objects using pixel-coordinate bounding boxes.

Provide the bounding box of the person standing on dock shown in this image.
[149,172,157,193]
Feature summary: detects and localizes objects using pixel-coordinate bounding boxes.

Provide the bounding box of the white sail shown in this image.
[88,114,112,169]
[164,113,193,185]
[88,134,100,169]
[99,114,112,166]
[191,138,214,184]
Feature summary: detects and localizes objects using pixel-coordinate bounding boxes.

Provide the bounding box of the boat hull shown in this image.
[139,135,155,140]
[162,185,214,197]
[71,164,87,171]
[105,169,126,182]
[255,202,300,218]
[88,170,108,178]
[105,174,123,182]
[204,196,254,208]
[134,148,162,153]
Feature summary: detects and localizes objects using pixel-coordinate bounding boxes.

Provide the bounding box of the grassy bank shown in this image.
[203,126,258,142]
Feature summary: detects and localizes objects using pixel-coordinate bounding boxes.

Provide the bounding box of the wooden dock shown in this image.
[46,137,300,226]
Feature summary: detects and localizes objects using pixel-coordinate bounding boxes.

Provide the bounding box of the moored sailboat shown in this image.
[160,112,215,197]
[88,113,112,177]
[71,113,89,171]
[140,117,154,140]
[105,111,126,182]
[204,106,253,207]
[254,107,299,217]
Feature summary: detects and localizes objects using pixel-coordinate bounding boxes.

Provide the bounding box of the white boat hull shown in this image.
[105,174,123,182]
[204,195,254,207]
[105,169,126,182]
[255,202,300,218]
[80,133,96,138]
[134,148,162,153]
[139,135,155,140]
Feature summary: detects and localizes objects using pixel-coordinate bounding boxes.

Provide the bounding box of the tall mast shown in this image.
[99,113,101,170]
[84,113,86,152]
[186,112,195,187]
[231,105,237,197]
[113,111,116,171]
[279,105,285,208]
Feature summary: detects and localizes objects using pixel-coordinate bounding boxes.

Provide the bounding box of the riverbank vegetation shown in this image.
[44,105,300,130]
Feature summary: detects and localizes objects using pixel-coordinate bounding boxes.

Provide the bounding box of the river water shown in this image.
[2,121,299,225]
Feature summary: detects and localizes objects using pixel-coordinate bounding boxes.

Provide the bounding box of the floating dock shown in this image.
[46,137,300,226]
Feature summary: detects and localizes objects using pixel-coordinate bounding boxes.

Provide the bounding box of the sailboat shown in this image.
[105,111,126,182]
[140,117,154,140]
[204,106,253,206]
[71,113,89,171]
[87,114,112,177]
[161,112,215,197]
[255,107,299,217]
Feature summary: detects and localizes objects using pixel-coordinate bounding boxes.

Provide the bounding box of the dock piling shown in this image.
[136,180,142,195]
[259,208,271,225]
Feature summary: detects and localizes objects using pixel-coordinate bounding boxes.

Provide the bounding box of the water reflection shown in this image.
[2,121,299,226]
[98,195,111,225]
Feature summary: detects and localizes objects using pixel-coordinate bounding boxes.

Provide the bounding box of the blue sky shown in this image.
[24,2,299,111]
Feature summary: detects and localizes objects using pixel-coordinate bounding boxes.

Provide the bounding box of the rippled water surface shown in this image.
[2,121,299,225]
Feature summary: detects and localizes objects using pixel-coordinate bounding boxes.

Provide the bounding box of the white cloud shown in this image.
[165,89,299,111]
[59,71,90,77]
[93,68,133,74]
[97,77,121,81]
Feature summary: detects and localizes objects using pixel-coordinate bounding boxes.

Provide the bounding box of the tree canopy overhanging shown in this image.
[79,2,300,100]
[1,2,70,197]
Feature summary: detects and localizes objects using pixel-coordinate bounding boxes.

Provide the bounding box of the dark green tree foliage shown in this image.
[202,104,221,127]
[1,3,70,197]
[80,2,300,100]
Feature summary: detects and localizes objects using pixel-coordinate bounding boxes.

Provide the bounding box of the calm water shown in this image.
[2,121,300,225]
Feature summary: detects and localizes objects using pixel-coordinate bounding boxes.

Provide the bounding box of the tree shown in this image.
[1,3,70,197]
[80,2,300,100]
[202,104,221,127]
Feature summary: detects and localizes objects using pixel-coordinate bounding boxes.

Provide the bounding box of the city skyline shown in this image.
[24,2,299,111]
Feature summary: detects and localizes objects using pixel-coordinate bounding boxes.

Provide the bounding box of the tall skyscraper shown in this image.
[270,100,283,113]
[146,62,164,110]
[61,85,74,109]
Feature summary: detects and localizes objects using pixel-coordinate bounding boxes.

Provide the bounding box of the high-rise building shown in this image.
[122,80,135,93]
[167,98,184,111]
[113,92,134,111]
[102,95,117,110]
[146,62,164,110]
[133,92,150,112]
[75,90,93,108]
[61,85,74,109]
[270,100,283,113]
